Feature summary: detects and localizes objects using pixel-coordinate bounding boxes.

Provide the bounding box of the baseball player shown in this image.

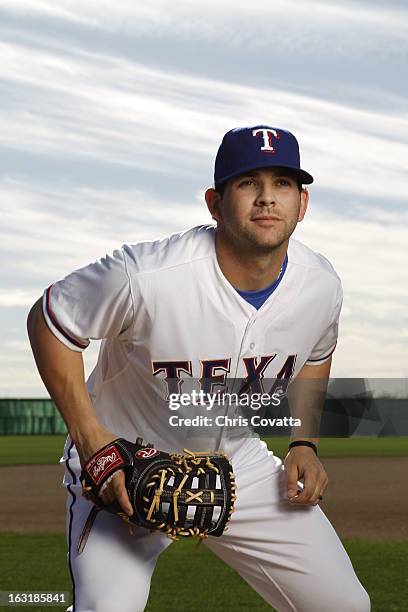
[27,125,371,611]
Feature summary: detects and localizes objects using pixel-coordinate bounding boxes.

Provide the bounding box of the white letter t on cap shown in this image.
[252,128,278,152]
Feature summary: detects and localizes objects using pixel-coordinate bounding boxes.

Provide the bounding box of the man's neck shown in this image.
[215,232,288,291]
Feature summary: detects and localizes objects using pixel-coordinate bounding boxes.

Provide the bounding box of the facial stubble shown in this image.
[219,202,301,256]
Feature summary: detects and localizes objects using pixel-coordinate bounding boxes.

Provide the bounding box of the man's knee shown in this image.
[301,581,370,612]
[78,590,150,612]
[350,585,371,612]
[95,599,148,612]
[333,583,370,612]
[72,576,151,612]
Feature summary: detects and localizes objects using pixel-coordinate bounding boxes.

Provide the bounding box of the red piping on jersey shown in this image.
[46,285,89,350]
[307,342,337,363]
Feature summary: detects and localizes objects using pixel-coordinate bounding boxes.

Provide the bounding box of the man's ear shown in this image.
[298,188,309,222]
[205,188,222,222]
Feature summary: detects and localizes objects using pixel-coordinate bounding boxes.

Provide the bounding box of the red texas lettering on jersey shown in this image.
[152,355,296,398]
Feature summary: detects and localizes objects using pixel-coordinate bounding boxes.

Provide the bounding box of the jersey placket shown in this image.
[231,313,259,383]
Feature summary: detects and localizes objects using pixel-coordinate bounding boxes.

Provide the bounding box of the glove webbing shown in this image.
[143,450,236,540]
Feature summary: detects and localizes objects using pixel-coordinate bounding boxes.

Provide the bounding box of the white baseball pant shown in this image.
[64,439,370,612]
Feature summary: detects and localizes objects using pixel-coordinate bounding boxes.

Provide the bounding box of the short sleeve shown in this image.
[42,247,134,352]
[306,283,343,366]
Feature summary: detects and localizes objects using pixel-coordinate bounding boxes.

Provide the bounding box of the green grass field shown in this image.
[1,436,407,611]
[0,534,407,612]
[0,435,407,466]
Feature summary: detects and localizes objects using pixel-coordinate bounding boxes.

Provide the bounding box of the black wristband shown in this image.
[288,441,318,455]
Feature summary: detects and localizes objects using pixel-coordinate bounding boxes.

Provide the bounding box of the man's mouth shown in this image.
[251,216,282,222]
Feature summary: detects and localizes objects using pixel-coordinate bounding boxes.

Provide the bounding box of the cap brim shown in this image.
[299,169,314,185]
[215,164,314,189]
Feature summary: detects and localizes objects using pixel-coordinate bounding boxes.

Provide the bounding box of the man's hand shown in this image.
[77,427,134,517]
[284,446,328,506]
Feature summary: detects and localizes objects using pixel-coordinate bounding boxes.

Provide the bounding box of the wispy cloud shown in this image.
[2,173,407,385]
[0,290,40,308]
[4,0,408,43]
[0,1,407,393]
[295,208,408,377]
[0,178,209,282]
[1,39,407,200]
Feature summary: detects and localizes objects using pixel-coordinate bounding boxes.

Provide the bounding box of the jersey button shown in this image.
[249,342,255,350]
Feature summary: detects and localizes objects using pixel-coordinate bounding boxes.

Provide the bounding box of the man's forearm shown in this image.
[287,360,332,445]
[287,380,325,441]
[27,298,101,448]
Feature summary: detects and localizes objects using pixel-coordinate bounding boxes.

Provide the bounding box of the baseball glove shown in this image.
[80,437,236,542]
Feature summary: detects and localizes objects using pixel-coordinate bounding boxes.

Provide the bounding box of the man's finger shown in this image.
[98,472,120,505]
[292,471,328,505]
[308,480,326,505]
[285,466,300,499]
[310,476,329,505]
[289,470,318,504]
[112,470,133,516]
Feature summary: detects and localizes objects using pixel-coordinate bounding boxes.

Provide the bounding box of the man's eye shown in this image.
[239,179,256,187]
[277,179,291,186]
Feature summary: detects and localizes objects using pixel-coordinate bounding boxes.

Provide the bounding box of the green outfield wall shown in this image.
[0,397,406,436]
[0,399,67,435]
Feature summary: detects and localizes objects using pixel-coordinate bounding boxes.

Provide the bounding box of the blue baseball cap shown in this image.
[214,125,313,188]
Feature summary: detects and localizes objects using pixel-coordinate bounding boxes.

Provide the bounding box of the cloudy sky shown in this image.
[1,0,407,397]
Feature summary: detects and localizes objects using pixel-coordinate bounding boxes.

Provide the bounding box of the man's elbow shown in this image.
[27,298,42,339]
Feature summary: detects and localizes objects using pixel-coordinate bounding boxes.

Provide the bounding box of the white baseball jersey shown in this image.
[41,225,371,612]
[42,224,342,454]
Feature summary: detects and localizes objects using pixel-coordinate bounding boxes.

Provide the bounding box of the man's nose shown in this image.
[256,184,276,206]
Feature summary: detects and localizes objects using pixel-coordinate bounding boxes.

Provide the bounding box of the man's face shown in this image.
[208,167,309,253]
